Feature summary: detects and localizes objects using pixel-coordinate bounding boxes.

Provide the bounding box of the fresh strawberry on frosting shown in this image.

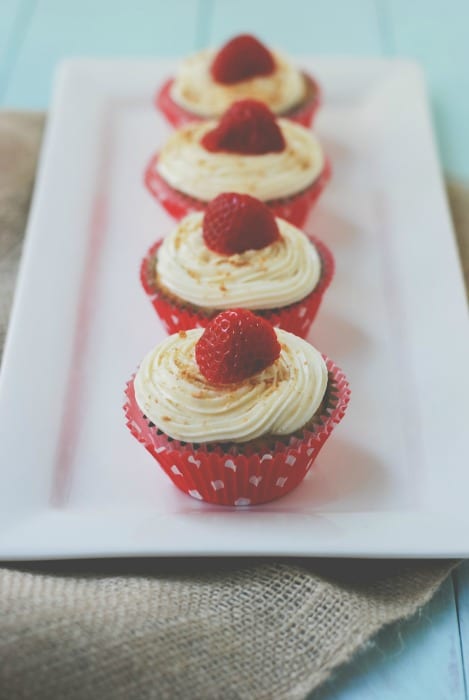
[202,192,280,255]
[211,34,275,84]
[201,99,286,154]
[195,309,281,385]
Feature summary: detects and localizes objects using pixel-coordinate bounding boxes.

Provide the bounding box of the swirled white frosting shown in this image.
[156,213,321,310]
[156,119,324,202]
[170,49,306,117]
[134,328,328,443]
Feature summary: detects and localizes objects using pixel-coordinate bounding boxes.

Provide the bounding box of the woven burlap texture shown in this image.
[0,112,465,700]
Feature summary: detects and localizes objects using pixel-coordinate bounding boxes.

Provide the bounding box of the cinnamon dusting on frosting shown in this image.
[156,119,324,202]
[171,49,306,117]
[155,212,322,311]
[134,328,328,443]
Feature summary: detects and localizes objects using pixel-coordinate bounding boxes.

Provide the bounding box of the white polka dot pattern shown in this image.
[235,498,251,507]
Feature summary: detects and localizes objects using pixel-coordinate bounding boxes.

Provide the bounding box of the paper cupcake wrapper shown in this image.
[144,155,331,228]
[140,235,334,337]
[123,357,350,506]
[276,73,322,127]
[155,73,321,130]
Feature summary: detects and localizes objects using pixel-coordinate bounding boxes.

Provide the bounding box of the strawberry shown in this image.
[211,34,275,85]
[201,99,285,155]
[195,309,281,385]
[203,192,280,255]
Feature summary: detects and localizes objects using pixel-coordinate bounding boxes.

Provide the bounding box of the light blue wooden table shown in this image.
[1,1,468,697]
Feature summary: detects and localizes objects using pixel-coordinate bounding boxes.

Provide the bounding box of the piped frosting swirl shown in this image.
[170,49,306,117]
[134,328,328,443]
[156,119,324,202]
[156,213,321,310]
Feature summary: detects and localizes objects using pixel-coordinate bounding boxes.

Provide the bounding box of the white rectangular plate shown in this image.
[1,58,469,559]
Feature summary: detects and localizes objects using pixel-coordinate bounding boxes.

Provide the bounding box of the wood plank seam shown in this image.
[195,0,214,49]
[0,0,37,104]
[453,569,469,699]
[374,0,395,56]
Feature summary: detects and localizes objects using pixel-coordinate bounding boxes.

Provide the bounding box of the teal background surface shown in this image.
[1,0,469,179]
[1,2,468,697]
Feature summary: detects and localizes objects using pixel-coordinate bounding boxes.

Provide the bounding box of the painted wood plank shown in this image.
[209,0,383,53]
[454,563,469,697]
[0,0,31,100]
[382,0,469,179]
[2,0,201,108]
[0,0,26,60]
[311,578,465,700]
[0,0,24,60]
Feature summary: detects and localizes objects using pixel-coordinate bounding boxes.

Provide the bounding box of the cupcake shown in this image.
[141,192,334,338]
[124,309,350,506]
[156,34,321,129]
[145,99,330,228]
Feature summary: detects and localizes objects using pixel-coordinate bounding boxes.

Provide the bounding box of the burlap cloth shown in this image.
[0,112,466,700]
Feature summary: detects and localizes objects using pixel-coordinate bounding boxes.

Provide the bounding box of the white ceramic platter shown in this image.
[1,58,468,559]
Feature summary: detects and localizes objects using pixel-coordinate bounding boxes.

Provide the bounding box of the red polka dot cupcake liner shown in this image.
[144,156,331,228]
[140,235,334,338]
[123,357,350,506]
[155,73,321,130]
